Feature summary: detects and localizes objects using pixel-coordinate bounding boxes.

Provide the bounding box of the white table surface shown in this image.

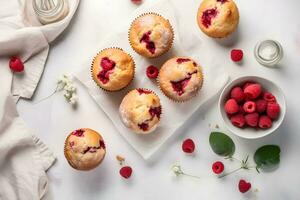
[17,0,300,199]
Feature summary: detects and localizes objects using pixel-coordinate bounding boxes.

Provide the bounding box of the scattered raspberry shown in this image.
[131,0,142,4]
[212,161,224,174]
[120,166,133,179]
[258,115,272,129]
[238,179,251,193]
[231,49,243,62]
[230,87,245,103]
[182,138,195,153]
[245,113,259,127]
[267,102,280,119]
[244,84,262,99]
[146,65,159,79]
[225,99,239,114]
[231,114,246,128]
[243,101,256,113]
[9,56,24,72]
[256,99,267,113]
[263,92,276,102]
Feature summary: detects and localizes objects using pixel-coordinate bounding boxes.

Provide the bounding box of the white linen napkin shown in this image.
[75,0,229,159]
[0,95,56,200]
[0,0,79,199]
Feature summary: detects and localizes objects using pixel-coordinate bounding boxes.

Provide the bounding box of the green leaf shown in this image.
[254,145,281,169]
[209,132,235,156]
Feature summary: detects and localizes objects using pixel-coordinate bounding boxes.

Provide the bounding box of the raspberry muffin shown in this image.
[158,57,203,102]
[197,0,239,38]
[129,13,174,58]
[119,89,162,134]
[64,128,106,171]
[91,48,135,91]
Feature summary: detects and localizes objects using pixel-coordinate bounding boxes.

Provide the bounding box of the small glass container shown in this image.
[32,0,69,25]
[254,40,283,67]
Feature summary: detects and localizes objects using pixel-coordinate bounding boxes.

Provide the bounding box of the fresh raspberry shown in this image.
[263,92,276,102]
[146,65,159,79]
[245,113,259,127]
[182,138,195,153]
[242,82,254,90]
[256,99,267,113]
[120,166,133,179]
[258,115,272,129]
[238,179,251,193]
[231,49,243,62]
[243,101,256,113]
[267,102,280,119]
[131,0,142,4]
[230,114,246,128]
[9,56,24,72]
[212,161,224,174]
[224,99,239,114]
[244,84,262,99]
[230,87,245,103]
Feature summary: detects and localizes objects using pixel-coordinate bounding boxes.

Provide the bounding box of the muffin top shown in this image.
[197,0,239,38]
[119,89,162,134]
[91,48,135,91]
[158,57,203,102]
[129,13,174,58]
[64,128,106,171]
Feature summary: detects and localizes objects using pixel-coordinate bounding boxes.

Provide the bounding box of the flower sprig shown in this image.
[35,74,77,106]
[171,164,201,179]
[57,74,77,105]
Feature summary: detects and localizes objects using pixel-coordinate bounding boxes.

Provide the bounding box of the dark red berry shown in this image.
[182,138,195,153]
[231,49,243,62]
[238,179,251,193]
[9,56,24,72]
[119,166,132,179]
[146,65,159,79]
[212,161,224,174]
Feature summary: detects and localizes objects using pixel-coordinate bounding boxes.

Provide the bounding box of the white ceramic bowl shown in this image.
[219,76,286,139]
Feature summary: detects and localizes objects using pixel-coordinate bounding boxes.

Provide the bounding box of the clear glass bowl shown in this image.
[254,40,283,67]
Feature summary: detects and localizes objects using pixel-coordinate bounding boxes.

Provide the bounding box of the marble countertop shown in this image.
[17,0,300,199]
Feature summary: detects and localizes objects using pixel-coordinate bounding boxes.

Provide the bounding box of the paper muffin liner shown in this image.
[157,60,204,103]
[63,128,106,171]
[91,47,136,93]
[120,88,163,134]
[128,12,174,58]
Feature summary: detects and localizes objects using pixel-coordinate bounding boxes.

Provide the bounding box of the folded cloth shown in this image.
[0,95,56,200]
[0,0,80,102]
[75,0,229,159]
[0,0,79,199]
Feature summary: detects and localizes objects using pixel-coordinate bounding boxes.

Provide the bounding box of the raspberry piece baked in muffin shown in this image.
[197,0,239,38]
[91,48,135,91]
[64,128,106,171]
[129,13,174,58]
[119,89,162,134]
[158,57,203,102]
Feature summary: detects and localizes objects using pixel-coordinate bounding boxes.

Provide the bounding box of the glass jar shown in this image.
[254,40,283,67]
[32,0,69,25]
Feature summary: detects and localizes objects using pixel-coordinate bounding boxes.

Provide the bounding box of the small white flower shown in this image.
[57,74,78,106]
[171,164,183,176]
[64,92,71,99]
